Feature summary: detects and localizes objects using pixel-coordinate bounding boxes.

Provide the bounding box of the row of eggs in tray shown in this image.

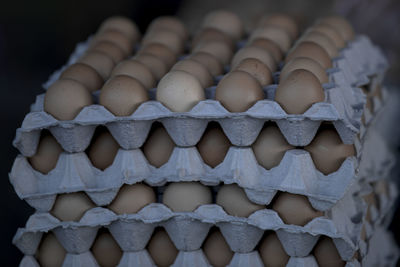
[43,11,358,122]
[29,122,355,176]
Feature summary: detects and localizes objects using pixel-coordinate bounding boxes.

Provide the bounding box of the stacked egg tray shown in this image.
[10,15,398,267]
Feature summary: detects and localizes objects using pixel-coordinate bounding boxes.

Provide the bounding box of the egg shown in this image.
[249,38,283,62]
[304,127,355,174]
[309,23,345,49]
[299,31,338,58]
[163,182,212,212]
[189,52,224,76]
[111,60,156,89]
[280,57,329,84]
[318,16,354,41]
[202,10,244,40]
[108,183,156,214]
[216,184,264,217]
[192,40,233,65]
[99,75,149,116]
[215,70,264,112]
[51,192,96,221]
[156,70,205,112]
[147,229,178,267]
[35,233,66,267]
[258,232,289,267]
[29,133,63,174]
[197,123,231,167]
[231,46,276,72]
[272,192,323,226]
[192,28,235,50]
[98,16,141,43]
[249,25,292,52]
[313,236,345,267]
[142,125,175,167]
[87,40,126,64]
[203,229,233,267]
[252,125,294,169]
[59,63,104,92]
[258,14,298,39]
[275,69,325,114]
[134,53,168,80]
[44,79,93,120]
[234,58,273,86]
[92,29,133,55]
[78,51,115,80]
[142,29,184,55]
[171,59,213,88]
[87,130,120,170]
[91,231,122,267]
[138,43,177,68]
[146,16,188,41]
[285,41,332,69]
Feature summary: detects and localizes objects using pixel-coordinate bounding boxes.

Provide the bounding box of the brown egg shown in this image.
[44,79,93,120]
[299,31,338,58]
[272,192,323,226]
[87,130,120,170]
[258,14,298,39]
[249,38,283,62]
[250,25,292,52]
[29,133,63,174]
[142,125,175,168]
[189,52,224,76]
[309,23,345,49]
[215,70,264,112]
[203,229,233,267]
[99,75,149,116]
[134,53,168,80]
[280,57,329,84]
[138,43,177,68]
[192,40,233,65]
[88,40,126,64]
[275,69,325,114]
[285,42,332,69]
[216,184,264,217]
[78,51,115,80]
[51,192,96,221]
[36,233,66,267]
[202,10,244,40]
[197,124,231,168]
[108,183,156,214]
[91,231,122,267]
[59,63,104,92]
[319,16,355,41]
[192,28,235,50]
[111,60,156,89]
[163,182,212,212]
[252,125,294,169]
[147,229,178,267]
[234,58,273,86]
[231,46,276,72]
[304,127,355,174]
[156,70,205,112]
[171,59,214,88]
[92,29,133,55]
[259,232,290,267]
[313,236,345,267]
[142,30,184,55]
[146,16,188,41]
[98,16,141,43]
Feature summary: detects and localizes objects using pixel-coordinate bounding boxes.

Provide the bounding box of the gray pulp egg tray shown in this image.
[13,179,365,267]
[12,33,389,157]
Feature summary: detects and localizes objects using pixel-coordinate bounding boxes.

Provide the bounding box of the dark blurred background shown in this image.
[1,0,399,265]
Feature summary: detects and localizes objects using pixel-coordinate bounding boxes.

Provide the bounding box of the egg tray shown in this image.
[13,181,364,265]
